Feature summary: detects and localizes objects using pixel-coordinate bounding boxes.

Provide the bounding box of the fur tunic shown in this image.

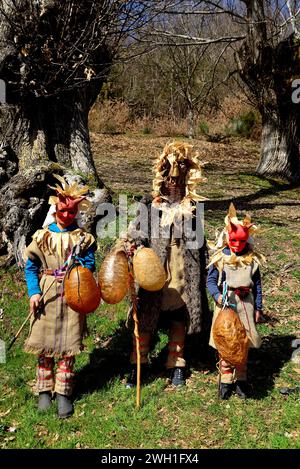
[128,196,210,334]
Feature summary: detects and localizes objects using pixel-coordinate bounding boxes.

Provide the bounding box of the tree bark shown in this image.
[239,1,300,183]
[0,90,111,263]
[257,109,300,182]
[255,34,300,183]
[0,1,114,263]
[187,107,195,139]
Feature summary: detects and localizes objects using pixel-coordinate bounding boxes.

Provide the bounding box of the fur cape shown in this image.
[127,196,210,335]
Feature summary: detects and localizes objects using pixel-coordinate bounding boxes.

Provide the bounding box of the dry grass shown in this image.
[89,100,132,134]
[91,133,300,228]
[88,96,260,139]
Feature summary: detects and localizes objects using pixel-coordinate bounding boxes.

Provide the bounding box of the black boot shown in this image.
[38,391,52,411]
[235,380,251,399]
[170,367,185,387]
[56,393,74,419]
[125,364,149,388]
[219,383,234,400]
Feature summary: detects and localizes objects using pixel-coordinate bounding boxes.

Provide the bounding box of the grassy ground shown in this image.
[0,133,299,449]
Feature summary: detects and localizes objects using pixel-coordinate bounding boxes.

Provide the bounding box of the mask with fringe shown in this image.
[43,174,91,228]
[152,141,207,226]
[207,203,266,268]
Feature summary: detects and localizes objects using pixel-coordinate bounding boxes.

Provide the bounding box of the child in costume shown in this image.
[207,203,265,399]
[125,141,209,387]
[24,175,96,418]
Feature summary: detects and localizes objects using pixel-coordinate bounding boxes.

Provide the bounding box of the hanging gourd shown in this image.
[65,265,101,314]
[133,247,166,291]
[213,307,248,367]
[98,249,129,304]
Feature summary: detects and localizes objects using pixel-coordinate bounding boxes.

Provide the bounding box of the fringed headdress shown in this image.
[152,141,207,202]
[43,174,91,228]
[48,174,91,211]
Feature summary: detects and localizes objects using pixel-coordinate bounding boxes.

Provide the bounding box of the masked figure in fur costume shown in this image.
[24,175,96,418]
[125,141,210,387]
[207,203,265,399]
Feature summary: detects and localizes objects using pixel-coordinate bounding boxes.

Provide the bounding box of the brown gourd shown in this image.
[212,307,248,367]
[98,250,129,304]
[133,247,166,291]
[65,265,101,314]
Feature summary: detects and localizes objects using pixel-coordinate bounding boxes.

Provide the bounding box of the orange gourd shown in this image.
[133,247,166,291]
[213,307,248,367]
[98,250,129,304]
[65,265,101,314]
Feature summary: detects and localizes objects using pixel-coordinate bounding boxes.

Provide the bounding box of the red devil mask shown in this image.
[227,223,250,253]
[56,194,85,228]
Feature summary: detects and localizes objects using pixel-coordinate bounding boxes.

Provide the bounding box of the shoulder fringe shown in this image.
[31,228,95,258]
[208,248,266,271]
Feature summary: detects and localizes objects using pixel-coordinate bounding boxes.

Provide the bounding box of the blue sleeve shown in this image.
[207,264,223,302]
[78,246,96,272]
[25,258,42,298]
[252,267,263,310]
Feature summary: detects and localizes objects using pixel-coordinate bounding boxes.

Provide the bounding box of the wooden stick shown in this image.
[8,310,34,351]
[129,272,141,408]
[8,277,57,351]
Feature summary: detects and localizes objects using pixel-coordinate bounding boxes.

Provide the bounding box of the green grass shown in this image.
[291,271,300,281]
[1,230,299,450]
[1,136,300,449]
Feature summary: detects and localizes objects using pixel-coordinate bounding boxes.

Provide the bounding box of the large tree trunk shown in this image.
[257,109,300,182]
[0,83,111,266]
[0,0,113,264]
[256,33,300,183]
[0,91,110,264]
[239,1,300,184]
[1,92,99,172]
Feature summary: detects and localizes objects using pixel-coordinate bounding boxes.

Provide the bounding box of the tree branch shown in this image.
[148,30,246,45]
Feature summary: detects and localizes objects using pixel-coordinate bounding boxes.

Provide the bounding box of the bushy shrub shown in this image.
[89,100,131,134]
[141,125,152,135]
[198,121,209,135]
[152,117,188,137]
[133,115,153,135]
[227,111,256,138]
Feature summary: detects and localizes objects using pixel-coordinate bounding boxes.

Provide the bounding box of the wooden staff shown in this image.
[8,277,57,351]
[129,270,141,408]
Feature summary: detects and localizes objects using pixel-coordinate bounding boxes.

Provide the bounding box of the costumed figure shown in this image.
[24,175,97,418]
[125,141,210,387]
[207,203,265,399]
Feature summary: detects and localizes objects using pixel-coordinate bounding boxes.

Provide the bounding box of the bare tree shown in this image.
[237,0,300,182]
[0,0,153,263]
[143,0,300,182]
[150,9,238,138]
[111,2,242,137]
